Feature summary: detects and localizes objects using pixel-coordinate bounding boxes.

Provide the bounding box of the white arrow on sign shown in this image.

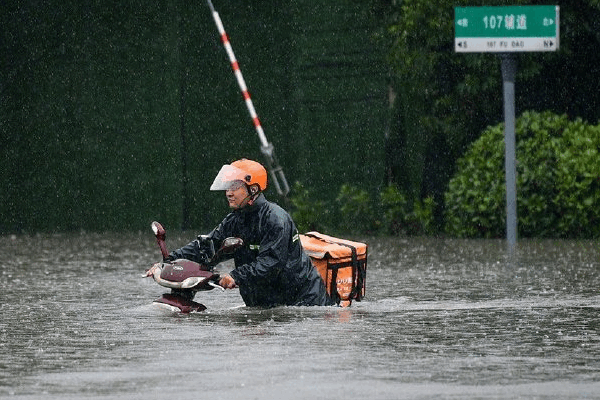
[543,18,554,26]
[457,18,468,27]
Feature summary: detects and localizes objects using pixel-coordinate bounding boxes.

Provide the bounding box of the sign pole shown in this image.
[455,5,559,252]
[501,54,517,252]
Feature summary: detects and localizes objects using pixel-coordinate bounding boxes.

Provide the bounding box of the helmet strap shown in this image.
[246,185,260,206]
[242,184,260,207]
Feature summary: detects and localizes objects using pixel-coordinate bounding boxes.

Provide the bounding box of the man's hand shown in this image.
[144,262,162,277]
[219,274,237,289]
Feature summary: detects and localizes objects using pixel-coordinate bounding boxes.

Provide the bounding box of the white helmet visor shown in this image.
[210,164,249,191]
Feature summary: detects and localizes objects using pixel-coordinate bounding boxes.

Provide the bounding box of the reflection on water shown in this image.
[1,233,599,399]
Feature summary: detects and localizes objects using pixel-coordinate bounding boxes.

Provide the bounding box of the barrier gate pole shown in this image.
[206,0,290,196]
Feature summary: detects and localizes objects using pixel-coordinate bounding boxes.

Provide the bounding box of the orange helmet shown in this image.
[210,159,268,192]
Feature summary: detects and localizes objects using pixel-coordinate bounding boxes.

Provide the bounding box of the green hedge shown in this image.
[444,111,600,238]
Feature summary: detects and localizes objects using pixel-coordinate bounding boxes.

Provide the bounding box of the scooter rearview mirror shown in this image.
[151,221,166,240]
[218,237,244,256]
[151,221,169,260]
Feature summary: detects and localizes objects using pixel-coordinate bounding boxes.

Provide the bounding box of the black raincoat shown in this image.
[168,194,332,307]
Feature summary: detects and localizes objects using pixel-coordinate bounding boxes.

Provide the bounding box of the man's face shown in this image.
[225,181,251,209]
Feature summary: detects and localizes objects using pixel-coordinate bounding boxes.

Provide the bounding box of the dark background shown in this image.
[1,0,386,232]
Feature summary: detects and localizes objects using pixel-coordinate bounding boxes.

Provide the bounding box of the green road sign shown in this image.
[455,6,559,52]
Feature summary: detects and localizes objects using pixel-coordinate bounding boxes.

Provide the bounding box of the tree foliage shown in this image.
[445,111,600,238]
[382,0,600,227]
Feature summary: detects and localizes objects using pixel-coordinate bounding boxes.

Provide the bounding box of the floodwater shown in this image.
[1,232,599,400]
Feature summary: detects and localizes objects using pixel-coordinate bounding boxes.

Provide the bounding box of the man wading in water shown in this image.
[164,159,332,307]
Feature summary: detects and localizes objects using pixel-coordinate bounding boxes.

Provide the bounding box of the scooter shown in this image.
[143,221,243,313]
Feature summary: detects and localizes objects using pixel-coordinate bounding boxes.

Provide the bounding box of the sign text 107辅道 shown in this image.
[455,6,559,53]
